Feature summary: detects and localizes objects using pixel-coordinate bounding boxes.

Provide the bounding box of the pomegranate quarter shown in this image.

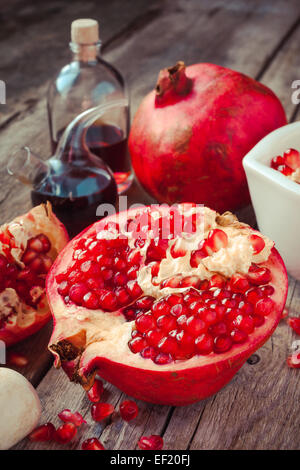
[0,203,68,346]
[47,204,288,405]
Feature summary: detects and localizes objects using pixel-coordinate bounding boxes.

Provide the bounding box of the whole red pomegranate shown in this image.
[0,203,68,346]
[129,62,287,212]
[47,203,287,405]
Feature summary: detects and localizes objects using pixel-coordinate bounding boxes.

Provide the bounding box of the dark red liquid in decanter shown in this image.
[31,157,117,238]
[53,124,131,191]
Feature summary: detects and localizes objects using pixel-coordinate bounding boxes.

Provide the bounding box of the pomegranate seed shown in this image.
[180,275,201,288]
[115,287,131,306]
[161,276,182,288]
[209,322,227,337]
[199,308,218,325]
[151,262,160,277]
[58,281,69,296]
[154,352,172,365]
[278,164,293,176]
[141,346,157,359]
[230,274,250,293]
[29,423,56,442]
[55,422,77,444]
[246,287,263,304]
[82,438,105,450]
[287,352,300,368]
[99,290,117,311]
[170,304,184,317]
[83,291,100,309]
[206,229,228,252]
[247,265,271,285]
[145,328,164,347]
[176,330,195,358]
[58,409,86,426]
[119,400,139,421]
[127,266,138,280]
[255,298,274,316]
[232,315,254,334]
[283,148,300,170]
[185,316,207,336]
[213,335,232,353]
[271,155,284,169]
[249,234,265,255]
[156,315,177,333]
[113,271,127,286]
[195,333,213,355]
[158,336,178,356]
[152,300,171,317]
[126,280,142,299]
[87,379,104,403]
[170,242,186,258]
[190,248,207,267]
[209,274,226,288]
[230,329,248,343]
[69,283,88,304]
[136,313,156,333]
[22,249,37,265]
[287,317,300,335]
[260,285,275,297]
[91,403,114,421]
[128,336,147,353]
[135,296,155,310]
[138,435,164,450]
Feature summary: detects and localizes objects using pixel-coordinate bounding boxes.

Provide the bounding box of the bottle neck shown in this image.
[70,41,101,63]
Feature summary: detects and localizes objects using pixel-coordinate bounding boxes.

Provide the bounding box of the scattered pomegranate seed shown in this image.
[87,379,104,403]
[58,409,86,427]
[55,422,77,444]
[138,435,164,450]
[81,438,105,450]
[28,423,56,442]
[119,400,139,421]
[91,402,115,421]
[287,317,300,335]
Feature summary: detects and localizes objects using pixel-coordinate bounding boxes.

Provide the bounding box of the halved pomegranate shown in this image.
[47,204,287,405]
[0,203,68,346]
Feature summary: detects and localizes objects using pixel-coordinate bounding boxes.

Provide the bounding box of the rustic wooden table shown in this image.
[0,0,299,450]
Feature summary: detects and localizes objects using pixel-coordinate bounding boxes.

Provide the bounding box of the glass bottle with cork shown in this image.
[47,18,132,194]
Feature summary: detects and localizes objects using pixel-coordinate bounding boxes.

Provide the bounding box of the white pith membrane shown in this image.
[48,204,287,374]
[0,203,68,334]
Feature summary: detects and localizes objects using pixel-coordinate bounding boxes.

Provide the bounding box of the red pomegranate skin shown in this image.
[129,62,287,212]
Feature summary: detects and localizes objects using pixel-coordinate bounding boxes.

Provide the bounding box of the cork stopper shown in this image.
[71,19,99,45]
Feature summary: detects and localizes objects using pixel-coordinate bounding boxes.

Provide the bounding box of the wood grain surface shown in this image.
[0,0,299,450]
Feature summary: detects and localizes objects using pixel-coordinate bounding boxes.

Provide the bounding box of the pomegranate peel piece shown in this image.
[47,205,288,406]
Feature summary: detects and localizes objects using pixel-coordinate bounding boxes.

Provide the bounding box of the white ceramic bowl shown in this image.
[243,122,300,280]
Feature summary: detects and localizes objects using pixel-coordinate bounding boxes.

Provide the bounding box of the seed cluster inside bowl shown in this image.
[271,148,300,183]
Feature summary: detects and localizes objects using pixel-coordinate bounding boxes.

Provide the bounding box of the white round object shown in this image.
[0,368,41,449]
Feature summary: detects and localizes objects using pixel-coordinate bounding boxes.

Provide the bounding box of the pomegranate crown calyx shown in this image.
[155,61,193,104]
